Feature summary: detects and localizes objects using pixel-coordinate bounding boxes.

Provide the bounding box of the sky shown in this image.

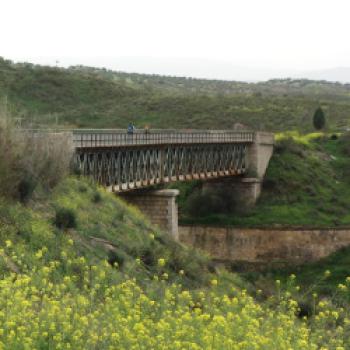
[1,0,350,81]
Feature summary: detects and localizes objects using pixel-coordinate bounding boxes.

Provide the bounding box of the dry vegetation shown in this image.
[0,103,73,201]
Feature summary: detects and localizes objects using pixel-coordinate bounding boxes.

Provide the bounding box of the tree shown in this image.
[313,107,326,130]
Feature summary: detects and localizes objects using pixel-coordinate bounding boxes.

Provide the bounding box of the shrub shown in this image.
[187,186,235,217]
[92,191,102,203]
[107,250,126,268]
[18,177,37,203]
[54,207,77,230]
[313,106,326,130]
[78,184,88,193]
[0,104,73,199]
[274,137,305,156]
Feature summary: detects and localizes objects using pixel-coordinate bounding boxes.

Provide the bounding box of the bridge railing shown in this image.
[73,129,255,148]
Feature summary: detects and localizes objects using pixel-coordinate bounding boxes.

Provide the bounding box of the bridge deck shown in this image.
[73,129,254,148]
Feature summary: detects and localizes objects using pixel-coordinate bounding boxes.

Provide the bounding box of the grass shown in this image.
[174,132,350,227]
[0,177,210,288]
[241,245,350,308]
[2,57,350,132]
[1,177,350,348]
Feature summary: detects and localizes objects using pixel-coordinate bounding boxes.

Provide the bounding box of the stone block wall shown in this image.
[179,226,350,265]
[121,190,179,240]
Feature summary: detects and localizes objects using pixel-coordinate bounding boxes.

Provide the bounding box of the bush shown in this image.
[274,137,305,157]
[107,250,126,268]
[18,177,37,203]
[187,186,235,217]
[0,104,73,199]
[313,106,326,130]
[54,207,77,230]
[92,191,102,203]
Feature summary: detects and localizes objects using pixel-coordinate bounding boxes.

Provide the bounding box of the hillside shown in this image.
[1,177,350,348]
[0,112,350,347]
[0,177,209,287]
[176,132,350,227]
[2,57,350,131]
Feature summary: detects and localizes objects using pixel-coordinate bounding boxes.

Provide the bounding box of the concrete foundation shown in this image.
[121,189,179,240]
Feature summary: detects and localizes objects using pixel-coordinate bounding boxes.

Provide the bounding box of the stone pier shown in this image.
[120,189,179,240]
[202,132,274,210]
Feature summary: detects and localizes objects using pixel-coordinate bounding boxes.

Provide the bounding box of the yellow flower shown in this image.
[157,258,166,267]
[338,284,347,291]
[35,250,43,259]
[324,270,331,278]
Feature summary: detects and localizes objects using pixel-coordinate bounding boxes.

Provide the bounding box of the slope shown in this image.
[2,57,350,131]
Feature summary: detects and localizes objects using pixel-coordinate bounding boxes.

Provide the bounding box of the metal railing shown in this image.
[72,129,255,148]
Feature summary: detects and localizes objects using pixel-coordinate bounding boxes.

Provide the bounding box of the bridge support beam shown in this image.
[202,132,274,211]
[247,132,274,178]
[120,189,179,240]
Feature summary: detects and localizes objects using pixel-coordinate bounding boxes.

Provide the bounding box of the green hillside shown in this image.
[1,177,350,348]
[1,112,350,347]
[176,132,350,226]
[2,57,350,131]
[0,177,209,287]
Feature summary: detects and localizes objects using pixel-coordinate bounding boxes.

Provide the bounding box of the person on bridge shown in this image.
[127,123,135,135]
[144,124,150,134]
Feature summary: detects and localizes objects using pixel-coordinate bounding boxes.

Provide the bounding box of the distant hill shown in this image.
[1,57,350,131]
[292,67,350,84]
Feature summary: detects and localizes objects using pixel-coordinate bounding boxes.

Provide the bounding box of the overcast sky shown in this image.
[2,0,350,80]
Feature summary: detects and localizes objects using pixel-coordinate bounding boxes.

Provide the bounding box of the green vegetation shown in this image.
[313,106,326,130]
[242,245,350,315]
[3,58,350,348]
[0,106,72,201]
[2,57,350,131]
[177,132,350,226]
[1,177,350,348]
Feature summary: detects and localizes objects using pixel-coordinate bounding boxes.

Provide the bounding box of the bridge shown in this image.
[72,129,274,238]
[73,129,270,191]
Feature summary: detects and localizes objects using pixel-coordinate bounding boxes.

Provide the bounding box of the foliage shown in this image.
[0,171,350,348]
[0,104,73,200]
[0,177,210,288]
[17,177,37,203]
[0,236,350,348]
[92,191,102,203]
[313,106,326,130]
[176,133,350,226]
[1,58,350,132]
[186,186,235,217]
[54,207,77,230]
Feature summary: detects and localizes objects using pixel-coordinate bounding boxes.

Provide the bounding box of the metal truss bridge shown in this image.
[73,129,256,192]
